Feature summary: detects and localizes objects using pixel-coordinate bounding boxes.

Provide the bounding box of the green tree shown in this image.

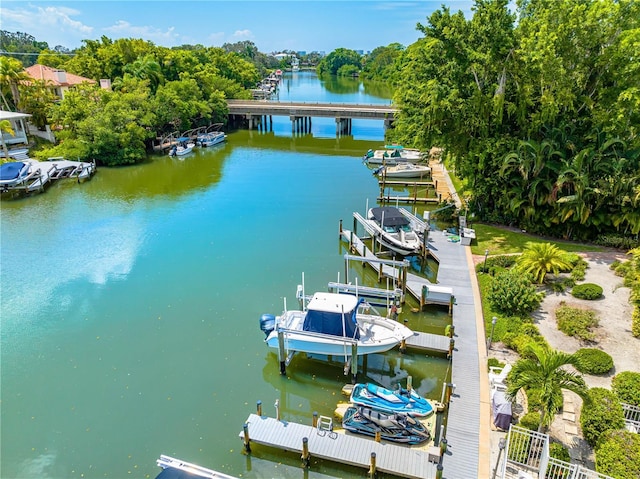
[0,119,15,159]
[0,56,28,109]
[18,79,56,129]
[516,242,572,283]
[316,48,362,76]
[507,344,590,432]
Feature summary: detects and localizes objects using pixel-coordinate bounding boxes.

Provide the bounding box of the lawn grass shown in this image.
[470,223,603,256]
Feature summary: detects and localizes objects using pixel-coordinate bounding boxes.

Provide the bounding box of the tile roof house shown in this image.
[23,64,97,99]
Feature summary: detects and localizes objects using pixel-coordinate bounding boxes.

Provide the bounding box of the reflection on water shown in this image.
[1,73,452,479]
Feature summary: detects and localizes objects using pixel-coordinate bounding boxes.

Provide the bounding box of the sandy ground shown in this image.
[487,251,640,471]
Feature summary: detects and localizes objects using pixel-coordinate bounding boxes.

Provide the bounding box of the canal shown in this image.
[0,71,451,479]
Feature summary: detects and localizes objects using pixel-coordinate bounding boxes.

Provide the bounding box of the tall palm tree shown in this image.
[516,242,572,284]
[0,57,29,110]
[507,344,590,432]
[0,119,15,160]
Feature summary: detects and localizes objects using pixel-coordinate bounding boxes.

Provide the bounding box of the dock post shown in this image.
[277,330,286,375]
[448,325,455,338]
[399,339,406,354]
[421,285,428,310]
[242,423,251,453]
[374,431,381,443]
[436,463,444,479]
[275,399,281,420]
[440,437,448,455]
[445,383,454,407]
[257,400,262,416]
[301,437,310,467]
[351,343,358,383]
[313,411,318,428]
[449,295,455,316]
[448,338,455,358]
[369,452,377,477]
[407,375,413,392]
[339,219,343,234]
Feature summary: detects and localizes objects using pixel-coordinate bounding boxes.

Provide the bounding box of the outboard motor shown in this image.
[259,313,276,338]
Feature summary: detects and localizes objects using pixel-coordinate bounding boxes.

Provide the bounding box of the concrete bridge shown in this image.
[226,99,398,135]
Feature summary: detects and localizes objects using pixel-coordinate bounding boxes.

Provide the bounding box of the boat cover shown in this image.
[302,293,361,339]
[370,207,409,228]
[0,161,25,180]
[491,389,512,430]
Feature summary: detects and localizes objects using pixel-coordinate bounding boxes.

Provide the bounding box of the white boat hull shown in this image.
[265,310,413,356]
[378,163,431,178]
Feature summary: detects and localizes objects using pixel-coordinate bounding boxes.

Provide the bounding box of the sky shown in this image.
[1,1,475,54]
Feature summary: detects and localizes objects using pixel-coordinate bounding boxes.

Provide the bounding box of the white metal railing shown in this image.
[622,402,640,433]
[500,426,615,479]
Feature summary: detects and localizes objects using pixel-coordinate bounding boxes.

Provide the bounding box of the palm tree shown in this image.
[0,119,15,160]
[0,57,29,110]
[507,344,590,432]
[516,242,572,284]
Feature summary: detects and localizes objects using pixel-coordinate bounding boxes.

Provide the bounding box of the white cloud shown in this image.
[1,5,93,47]
[103,20,179,45]
[231,29,254,41]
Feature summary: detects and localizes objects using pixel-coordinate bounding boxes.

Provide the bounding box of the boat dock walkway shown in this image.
[341,210,485,478]
[340,219,455,311]
[240,413,440,479]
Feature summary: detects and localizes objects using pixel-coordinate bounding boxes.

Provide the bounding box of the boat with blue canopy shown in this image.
[259,291,413,357]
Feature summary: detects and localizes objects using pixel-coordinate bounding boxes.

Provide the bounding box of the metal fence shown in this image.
[499,426,614,479]
[622,402,640,433]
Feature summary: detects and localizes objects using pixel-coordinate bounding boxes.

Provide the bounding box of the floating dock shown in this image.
[240,413,440,479]
[1,157,96,196]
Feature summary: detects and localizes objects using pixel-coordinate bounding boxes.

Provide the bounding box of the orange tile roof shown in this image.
[23,64,96,86]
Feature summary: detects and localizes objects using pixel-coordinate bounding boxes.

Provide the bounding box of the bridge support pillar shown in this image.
[335,118,352,137]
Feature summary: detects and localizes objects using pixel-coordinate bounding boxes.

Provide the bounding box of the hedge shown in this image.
[595,430,640,479]
[519,411,541,431]
[571,283,603,300]
[611,371,640,406]
[574,348,614,375]
[580,388,625,447]
[555,303,598,341]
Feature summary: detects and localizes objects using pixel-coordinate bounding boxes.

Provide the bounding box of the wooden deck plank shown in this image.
[240,414,437,478]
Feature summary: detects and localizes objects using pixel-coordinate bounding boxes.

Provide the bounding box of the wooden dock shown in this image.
[240,413,440,479]
[340,218,454,311]
[1,158,96,196]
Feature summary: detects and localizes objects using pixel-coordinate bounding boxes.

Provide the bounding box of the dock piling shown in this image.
[275,399,280,421]
[277,330,286,375]
[257,400,262,416]
[351,343,358,383]
[312,411,318,428]
[301,437,310,467]
[242,423,251,453]
[369,452,377,478]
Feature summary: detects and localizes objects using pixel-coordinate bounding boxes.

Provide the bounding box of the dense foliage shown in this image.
[487,269,543,317]
[580,387,625,447]
[571,283,603,300]
[573,348,613,375]
[392,0,640,241]
[516,242,572,284]
[555,303,598,341]
[595,430,640,479]
[611,371,640,406]
[316,48,362,75]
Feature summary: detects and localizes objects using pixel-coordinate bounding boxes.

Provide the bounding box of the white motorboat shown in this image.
[367,206,424,256]
[363,145,423,165]
[168,137,195,157]
[196,125,227,147]
[377,162,431,178]
[259,292,413,357]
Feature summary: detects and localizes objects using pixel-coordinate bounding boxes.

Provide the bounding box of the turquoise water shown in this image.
[1,73,450,479]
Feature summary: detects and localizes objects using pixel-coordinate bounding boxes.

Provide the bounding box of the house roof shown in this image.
[23,64,96,87]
